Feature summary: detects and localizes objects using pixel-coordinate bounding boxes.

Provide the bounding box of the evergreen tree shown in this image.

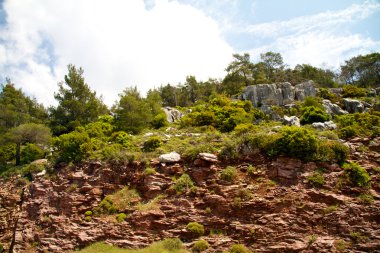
[49,64,109,135]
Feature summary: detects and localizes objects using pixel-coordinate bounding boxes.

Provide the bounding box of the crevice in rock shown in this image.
[9,186,25,253]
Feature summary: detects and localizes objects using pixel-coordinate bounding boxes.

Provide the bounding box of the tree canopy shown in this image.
[49,64,109,135]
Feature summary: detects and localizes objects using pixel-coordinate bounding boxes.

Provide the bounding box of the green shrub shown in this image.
[302,96,324,109]
[100,144,129,165]
[342,85,367,98]
[84,210,93,216]
[275,126,318,161]
[307,172,325,188]
[173,174,195,194]
[144,167,156,175]
[343,162,371,187]
[317,140,348,165]
[246,165,257,177]
[230,244,251,253]
[186,222,204,236]
[234,123,255,135]
[84,216,92,222]
[0,243,3,252]
[53,130,90,163]
[162,238,184,251]
[142,136,162,152]
[318,88,339,102]
[20,143,45,165]
[338,126,359,139]
[221,166,237,182]
[337,113,380,138]
[151,112,170,129]
[111,131,132,148]
[300,106,330,125]
[192,240,209,252]
[349,231,367,243]
[358,194,374,205]
[116,212,127,223]
[96,197,117,214]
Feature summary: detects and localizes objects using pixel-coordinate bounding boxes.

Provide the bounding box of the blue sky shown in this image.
[0,0,379,106]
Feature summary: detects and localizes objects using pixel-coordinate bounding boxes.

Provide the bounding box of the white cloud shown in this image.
[0,0,233,106]
[243,0,380,69]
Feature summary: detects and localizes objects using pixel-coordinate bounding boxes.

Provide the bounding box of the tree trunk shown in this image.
[15,142,21,166]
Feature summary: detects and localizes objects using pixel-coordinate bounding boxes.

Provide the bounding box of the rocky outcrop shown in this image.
[163,107,182,123]
[283,115,300,127]
[1,144,379,253]
[312,121,337,131]
[240,81,316,107]
[343,98,366,113]
[322,99,348,116]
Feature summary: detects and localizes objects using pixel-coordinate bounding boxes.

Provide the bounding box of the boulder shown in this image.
[294,80,317,100]
[312,121,337,131]
[163,107,182,123]
[343,98,365,113]
[322,99,348,116]
[159,152,181,163]
[283,115,300,127]
[197,153,218,163]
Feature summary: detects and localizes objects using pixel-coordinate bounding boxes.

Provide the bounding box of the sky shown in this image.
[0,0,379,106]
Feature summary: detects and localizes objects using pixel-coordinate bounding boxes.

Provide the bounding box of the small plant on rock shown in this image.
[343,162,371,188]
[116,212,127,223]
[144,167,156,175]
[230,244,251,253]
[186,222,205,237]
[221,166,237,182]
[358,193,374,205]
[173,174,195,194]
[307,172,325,188]
[142,136,162,152]
[192,240,209,252]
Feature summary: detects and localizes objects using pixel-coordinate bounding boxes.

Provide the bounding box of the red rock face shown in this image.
[0,147,379,253]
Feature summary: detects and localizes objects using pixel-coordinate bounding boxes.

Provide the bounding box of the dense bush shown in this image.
[162,238,184,251]
[343,162,371,187]
[337,113,380,138]
[275,126,318,161]
[52,130,91,163]
[300,106,330,125]
[316,140,349,165]
[111,131,132,148]
[318,88,339,102]
[151,112,169,129]
[220,166,237,182]
[186,222,205,236]
[307,172,325,187]
[116,212,127,223]
[20,143,45,164]
[342,85,367,98]
[192,240,209,252]
[173,174,195,194]
[230,244,251,253]
[142,136,162,152]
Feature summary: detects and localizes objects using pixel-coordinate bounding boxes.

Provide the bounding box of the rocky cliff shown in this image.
[0,138,380,252]
[240,81,316,107]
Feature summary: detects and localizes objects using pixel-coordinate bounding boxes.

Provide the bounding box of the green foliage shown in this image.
[100,144,129,165]
[142,136,162,152]
[192,240,209,252]
[186,222,204,237]
[116,213,127,223]
[49,64,109,135]
[0,242,3,252]
[316,140,349,165]
[343,162,371,188]
[317,88,339,102]
[20,143,45,164]
[349,231,367,244]
[230,244,251,253]
[173,174,195,194]
[113,87,164,134]
[221,166,237,182]
[302,96,323,109]
[300,106,330,125]
[53,130,90,163]
[180,95,255,133]
[111,131,132,148]
[96,197,118,214]
[275,126,318,161]
[144,167,156,175]
[307,172,325,188]
[337,113,380,139]
[0,82,48,135]
[84,211,93,216]
[151,112,169,129]
[340,53,380,87]
[342,85,367,98]
[78,239,187,253]
[358,194,374,205]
